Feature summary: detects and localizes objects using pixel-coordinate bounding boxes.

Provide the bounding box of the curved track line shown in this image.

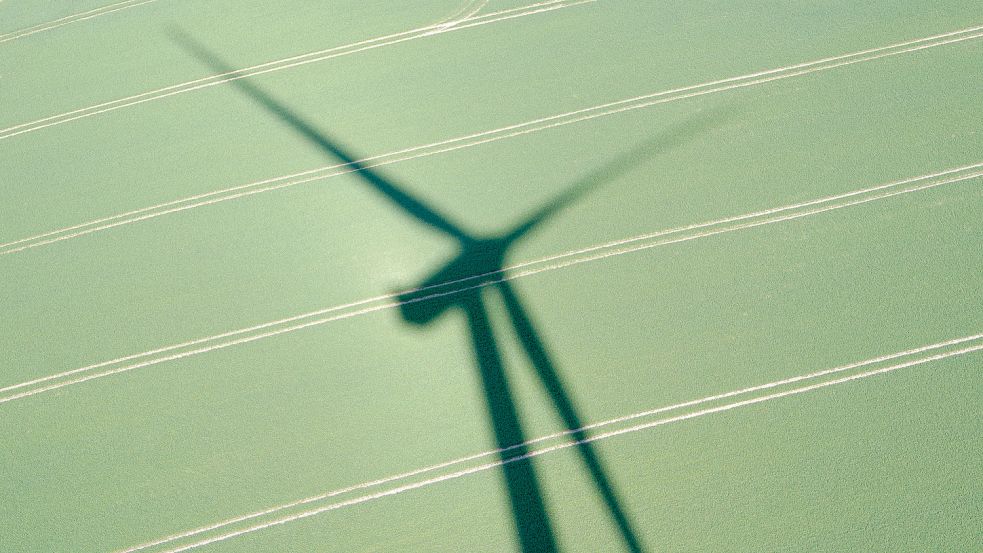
[434,0,492,29]
[0,0,159,44]
[128,338,983,553]
[1,22,981,256]
[3,161,979,395]
[2,164,979,405]
[0,0,589,140]
[114,332,983,553]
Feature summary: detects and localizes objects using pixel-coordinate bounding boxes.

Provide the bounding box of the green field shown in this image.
[1,1,981,551]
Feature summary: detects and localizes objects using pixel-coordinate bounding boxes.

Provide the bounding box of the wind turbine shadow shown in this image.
[173,29,730,553]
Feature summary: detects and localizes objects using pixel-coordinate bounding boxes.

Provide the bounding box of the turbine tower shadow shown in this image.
[174,30,728,553]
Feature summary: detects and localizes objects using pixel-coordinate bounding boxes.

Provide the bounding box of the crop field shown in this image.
[1,1,981,551]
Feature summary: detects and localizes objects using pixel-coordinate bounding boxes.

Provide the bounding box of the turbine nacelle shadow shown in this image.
[399,234,512,324]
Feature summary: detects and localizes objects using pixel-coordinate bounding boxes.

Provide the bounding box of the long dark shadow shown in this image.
[170,28,471,242]
[497,280,644,553]
[502,108,733,244]
[461,290,560,553]
[174,29,731,553]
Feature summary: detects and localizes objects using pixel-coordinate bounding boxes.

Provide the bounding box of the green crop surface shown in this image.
[1,1,980,552]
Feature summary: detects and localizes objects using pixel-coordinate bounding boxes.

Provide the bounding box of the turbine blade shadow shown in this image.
[461,290,560,553]
[170,28,472,242]
[497,280,647,553]
[504,107,734,244]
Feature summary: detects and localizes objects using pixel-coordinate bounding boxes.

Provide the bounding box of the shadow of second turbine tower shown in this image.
[175,29,728,553]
